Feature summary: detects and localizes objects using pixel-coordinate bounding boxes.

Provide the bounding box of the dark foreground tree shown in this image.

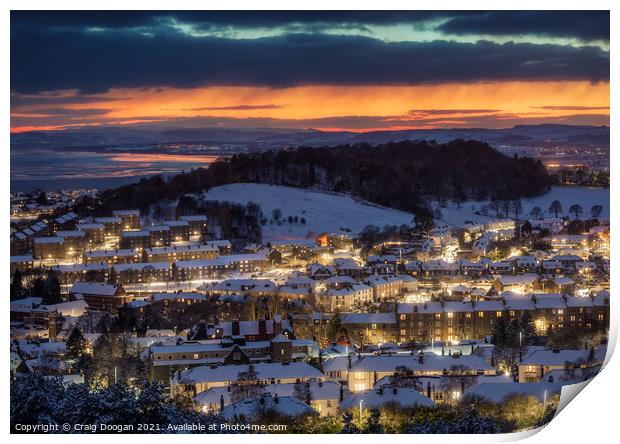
[11,374,223,433]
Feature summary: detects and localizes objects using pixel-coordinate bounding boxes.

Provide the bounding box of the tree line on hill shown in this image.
[84,140,552,226]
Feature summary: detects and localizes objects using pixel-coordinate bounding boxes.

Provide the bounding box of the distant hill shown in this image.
[95,140,553,223]
[11,124,609,151]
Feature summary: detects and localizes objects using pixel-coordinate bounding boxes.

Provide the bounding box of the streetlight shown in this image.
[359,399,363,421]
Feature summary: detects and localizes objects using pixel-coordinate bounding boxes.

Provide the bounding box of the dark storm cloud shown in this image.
[15,108,117,117]
[439,11,609,41]
[9,11,454,30]
[10,27,609,94]
[10,93,127,107]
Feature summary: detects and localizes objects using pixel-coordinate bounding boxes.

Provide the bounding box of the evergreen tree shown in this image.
[66,327,87,360]
[590,205,603,219]
[548,200,563,218]
[327,312,342,343]
[107,268,118,285]
[10,269,24,300]
[519,311,537,345]
[568,204,583,220]
[529,206,543,220]
[36,191,48,205]
[365,409,385,433]
[489,317,508,346]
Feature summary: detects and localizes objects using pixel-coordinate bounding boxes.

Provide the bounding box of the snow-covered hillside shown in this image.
[438,185,609,226]
[202,183,414,242]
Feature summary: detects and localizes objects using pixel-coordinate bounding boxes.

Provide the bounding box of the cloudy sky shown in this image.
[10,11,610,133]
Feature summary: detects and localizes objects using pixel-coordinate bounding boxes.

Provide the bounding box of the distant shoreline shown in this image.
[10,173,171,193]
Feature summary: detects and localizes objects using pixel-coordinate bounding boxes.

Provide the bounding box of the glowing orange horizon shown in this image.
[10,81,610,133]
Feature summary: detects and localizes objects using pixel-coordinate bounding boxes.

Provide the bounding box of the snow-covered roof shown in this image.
[322,355,359,372]
[69,282,119,296]
[84,249,139,258]
[341,313,396,324]
[120,230,149,238]
[195,381,341,408]
[10,297,43,313]
[113,262,169,272]
[179,362,324,384]
[220,394,315,420]
[151,292,207,302]
[37,300,89,317]
[496,274,537,286]
[553,277,575,285]
[443,301,474,313]
[112,209,140,216]
[521,348,605,366]
[565,296,593,308]
[340,388,434,409]
[350,354,495,373]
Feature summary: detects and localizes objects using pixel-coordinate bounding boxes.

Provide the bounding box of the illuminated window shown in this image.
[478,312,484,318]
[496,311,503,317]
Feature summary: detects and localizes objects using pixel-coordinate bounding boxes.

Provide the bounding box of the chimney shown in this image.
[306,382,311,405]
[339,384,344,402]
[418,351,424,365]
[274,318,281,336]
[258,319,267,338]
[427,381,431,399]
[318,380,323,387]
[392,387,397,395]
[220,394,225,411]
[347,354,352,369]
[552,347,560,354]
[232,320,240,336]
[274,394,279,404]
[548,375,554,383]
[249,363,254,373]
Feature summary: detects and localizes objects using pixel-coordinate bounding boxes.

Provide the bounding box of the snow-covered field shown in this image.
[443,186,609,224]
[203,183,414,242]
[202,183,608,240]
[520,186,609,218]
